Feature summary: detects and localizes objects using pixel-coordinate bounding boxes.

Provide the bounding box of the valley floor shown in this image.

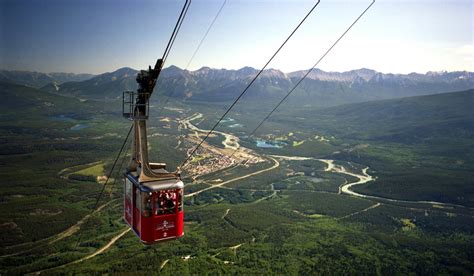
[1,91,474,274]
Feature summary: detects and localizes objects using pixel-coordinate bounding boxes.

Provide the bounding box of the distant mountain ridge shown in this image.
[4,66,473,106]
[288,68,474,83]
[40,67,137,100]
[0,70,95,88]
[156,66,474,105]
[172,66,473,85]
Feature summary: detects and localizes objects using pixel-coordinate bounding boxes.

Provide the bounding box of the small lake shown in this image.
[308,177,324,183]
[221,118,235,124]
[228,123,243,128]
[256,139,287,148]
[221,118,244,129]
[70,124,90,131]
[50,114,90,131]
[49,114,76,122]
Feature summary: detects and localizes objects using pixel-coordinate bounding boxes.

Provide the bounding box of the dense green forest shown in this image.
[0,83,473,274]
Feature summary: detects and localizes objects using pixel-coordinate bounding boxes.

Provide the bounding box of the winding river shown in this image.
[181,115,471,210]
[181,113,240,150]
[271,155,471,209]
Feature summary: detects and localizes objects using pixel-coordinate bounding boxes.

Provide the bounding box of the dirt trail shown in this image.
[253,183,276,203]
[160,259,170,271]
[49,201,112,245]
[338,202,381,220]
[1,201,114,258]
[32,228,131,274]
[222,208,231,219]
[229,243,243,251]
[73,228,130,263]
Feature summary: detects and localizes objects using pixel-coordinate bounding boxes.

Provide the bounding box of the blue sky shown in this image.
[0,0,472,74]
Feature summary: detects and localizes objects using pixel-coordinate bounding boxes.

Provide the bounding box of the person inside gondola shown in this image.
[156,192,166,215]
[177,189,183,211]
[164,192,175,214]
[155,196,161,215]
[155,191,175,215]
[143,193,152,217]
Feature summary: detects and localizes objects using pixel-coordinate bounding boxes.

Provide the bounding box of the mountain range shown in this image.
[0,70,95,88]
[2,66,473,107]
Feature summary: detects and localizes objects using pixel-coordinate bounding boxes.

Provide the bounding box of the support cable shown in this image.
[156,0,227,119]
[158,0,227,117]
[228,0,375,160]
[185,0,227,70]
[74,124,133,249]
[107,138,133,200]
[80,137,132,248]
[162,0,192,65]
[178,0,322,171]
[73,0,191,250]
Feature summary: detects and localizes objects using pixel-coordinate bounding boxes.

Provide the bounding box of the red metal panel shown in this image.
[124,178,133,226]
[124,178,185,244]
[154,213,178,241]
[133,186,141,235]
[176,211,184,237]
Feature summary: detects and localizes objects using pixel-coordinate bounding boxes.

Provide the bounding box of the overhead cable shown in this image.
[156,0,227,119]
[178,0,322,171]
[162,0,192,65]
[74,124,133,249]
[229,0,376,159]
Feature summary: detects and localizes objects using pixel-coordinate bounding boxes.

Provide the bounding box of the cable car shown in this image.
[120,1,191,244]
[122,57,185,244]
[124,164,184,244]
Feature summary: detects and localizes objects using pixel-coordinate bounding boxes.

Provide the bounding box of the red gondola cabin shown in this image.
[124,169,184,244]
[122,54,186,244]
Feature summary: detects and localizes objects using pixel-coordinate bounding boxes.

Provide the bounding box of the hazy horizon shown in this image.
[2,64,473,77]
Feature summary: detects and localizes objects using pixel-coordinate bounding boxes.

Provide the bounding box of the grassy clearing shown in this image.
[74,162,105,177]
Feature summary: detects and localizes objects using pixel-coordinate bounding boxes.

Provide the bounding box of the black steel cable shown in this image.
[185,0,227,70]
[229,0,376,159]
[178,0,321,171]
[73,0,192,250]
[107,138,133,200]
[162,0,192,65]
[79,137,133,247]
[155,0,227,118]
[163,1,192,65]
[74,124,133,249]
